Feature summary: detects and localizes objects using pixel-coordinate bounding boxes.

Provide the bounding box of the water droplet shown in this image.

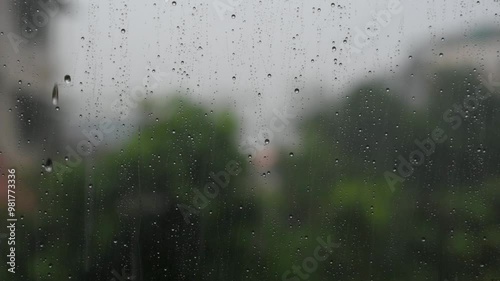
[289,152,294,157]
[121,29,126,34]
[44,159,53,172]
[52,84,59,106]
[264,139,270,145]
[64,75,71,83]
[294,88,300,94]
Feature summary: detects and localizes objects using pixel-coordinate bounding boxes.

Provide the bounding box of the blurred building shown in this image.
[397,27,500,105]
[0,0,66,168]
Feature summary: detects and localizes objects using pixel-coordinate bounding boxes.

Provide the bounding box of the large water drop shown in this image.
[52,84,59,106]
[44,158,53,172]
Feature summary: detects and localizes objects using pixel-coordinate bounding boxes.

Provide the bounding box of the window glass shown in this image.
[1,1,500,280]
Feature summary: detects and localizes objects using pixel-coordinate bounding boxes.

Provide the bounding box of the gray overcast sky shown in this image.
[46,0,499,135]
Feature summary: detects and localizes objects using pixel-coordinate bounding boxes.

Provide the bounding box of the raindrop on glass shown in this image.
[44,159,53,172]
[52,84,59,106]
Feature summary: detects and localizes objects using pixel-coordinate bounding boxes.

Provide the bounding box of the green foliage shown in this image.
[11,68,500,280]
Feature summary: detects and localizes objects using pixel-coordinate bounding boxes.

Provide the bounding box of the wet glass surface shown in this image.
[0,0,500,280]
